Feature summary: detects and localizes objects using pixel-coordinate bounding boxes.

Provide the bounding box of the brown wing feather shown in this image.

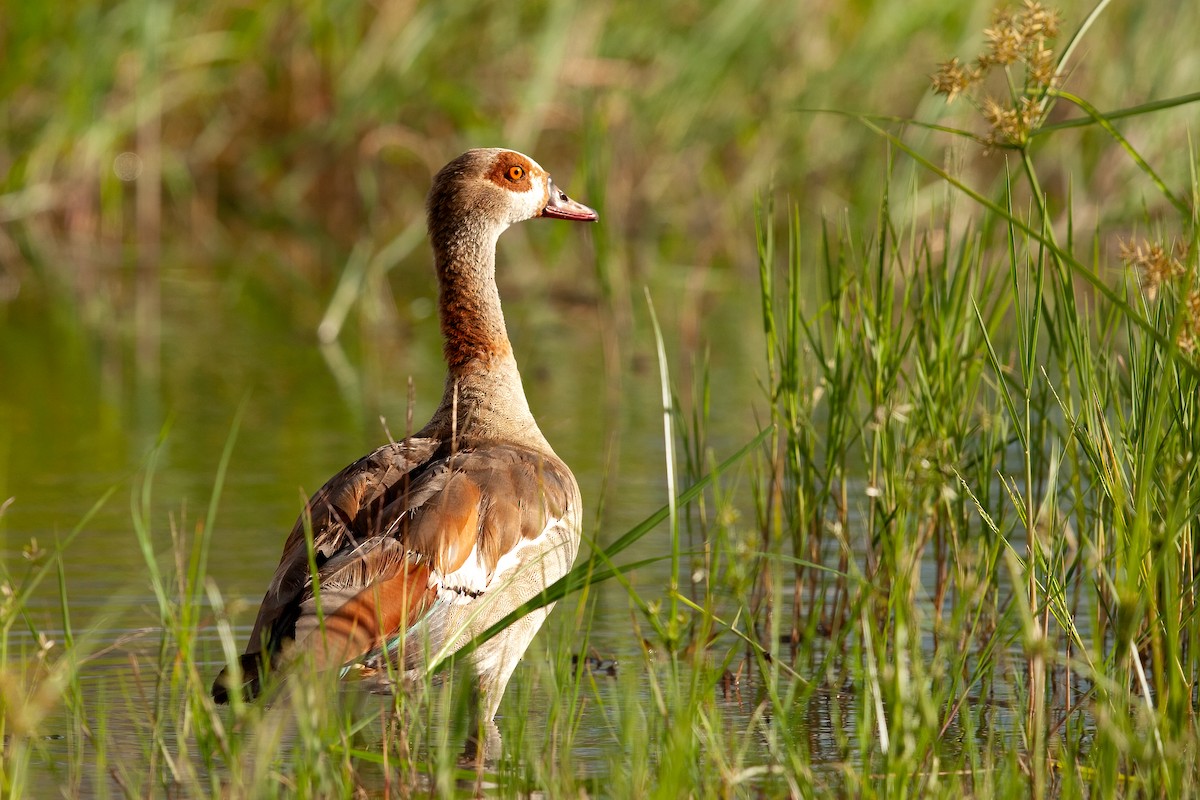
[213,438,439,701]
[242,438,441,655]
[473,445,572,574]
[288,473,484,670]
[404,471,483,574]
[213,437,575,703]
[293,551,435,670]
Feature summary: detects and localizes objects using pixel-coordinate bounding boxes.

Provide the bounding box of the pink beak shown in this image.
[541,179,599,222]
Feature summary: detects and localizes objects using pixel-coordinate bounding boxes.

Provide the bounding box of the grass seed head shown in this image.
[931,58,980,103]
[1180,289,1200,354]
[1120,237,1185,291]
[1027,41,1057,88]
[982,96,1035,149]
[1019,0,1062,39]
[932,2,1064,150]
[983,10,1024,66]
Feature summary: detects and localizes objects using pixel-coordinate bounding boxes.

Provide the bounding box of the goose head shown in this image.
[427,148,598,240]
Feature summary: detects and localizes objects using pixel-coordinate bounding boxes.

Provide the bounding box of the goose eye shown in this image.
[507,165,525,181]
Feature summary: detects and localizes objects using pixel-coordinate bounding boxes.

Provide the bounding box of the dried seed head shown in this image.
[981,95,1033,147]
[931,57,980,103]
[1188,299,1200,347]
[1179,332,1196,355]
[933,2,1064,151]
[984,15,1025,66]
[1017,95,1041,131]
[1019,1,1062,39]
[1178,290,1200,354]
[1026,41,1057,88]
[1120,237,1185,291]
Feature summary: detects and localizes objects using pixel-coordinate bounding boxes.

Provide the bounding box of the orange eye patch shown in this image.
[507,165,525,181]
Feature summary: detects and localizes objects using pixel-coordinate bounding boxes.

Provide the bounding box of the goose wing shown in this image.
[213,438,575,701]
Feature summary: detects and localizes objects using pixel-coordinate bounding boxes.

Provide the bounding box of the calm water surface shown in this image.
[1,247,1088,794]
[1,247,777,790]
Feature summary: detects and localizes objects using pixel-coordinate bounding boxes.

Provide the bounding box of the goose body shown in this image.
[214,148,597,720]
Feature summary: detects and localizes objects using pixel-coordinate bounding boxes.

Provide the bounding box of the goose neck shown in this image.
[435,226,511,371]
[427,224,546,447]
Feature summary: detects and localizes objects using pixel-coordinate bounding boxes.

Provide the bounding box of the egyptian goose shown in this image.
[213,148,597,722]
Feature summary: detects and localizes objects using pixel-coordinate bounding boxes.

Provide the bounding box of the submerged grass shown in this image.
[3,0,1200,797]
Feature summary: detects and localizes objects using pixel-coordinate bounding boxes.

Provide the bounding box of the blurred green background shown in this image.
[4,0,1196,318]
[0,0,1197,648]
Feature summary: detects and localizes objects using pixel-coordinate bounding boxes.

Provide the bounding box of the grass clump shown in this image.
[742,2,1200,795]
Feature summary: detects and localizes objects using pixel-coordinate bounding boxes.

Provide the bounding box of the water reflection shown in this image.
[2,253,770,791]
[7,249,1096,794]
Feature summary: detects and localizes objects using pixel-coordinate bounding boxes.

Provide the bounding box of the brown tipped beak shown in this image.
[541,179,599,222]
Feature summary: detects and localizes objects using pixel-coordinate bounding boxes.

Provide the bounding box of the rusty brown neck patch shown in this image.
[433,226,513,373]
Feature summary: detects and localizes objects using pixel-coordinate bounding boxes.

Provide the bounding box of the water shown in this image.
[1,246,780,790]
[1,250,1103,794]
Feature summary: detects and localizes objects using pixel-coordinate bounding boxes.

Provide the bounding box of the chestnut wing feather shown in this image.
[241,437,443,656]
[289,444,576,665]
[220,438,575,702]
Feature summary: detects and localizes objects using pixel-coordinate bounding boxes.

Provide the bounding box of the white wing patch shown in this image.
[432,506,574,605]
[359,499,580,695]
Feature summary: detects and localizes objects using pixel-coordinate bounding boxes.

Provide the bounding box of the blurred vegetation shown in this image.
[2,0,1197,339]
